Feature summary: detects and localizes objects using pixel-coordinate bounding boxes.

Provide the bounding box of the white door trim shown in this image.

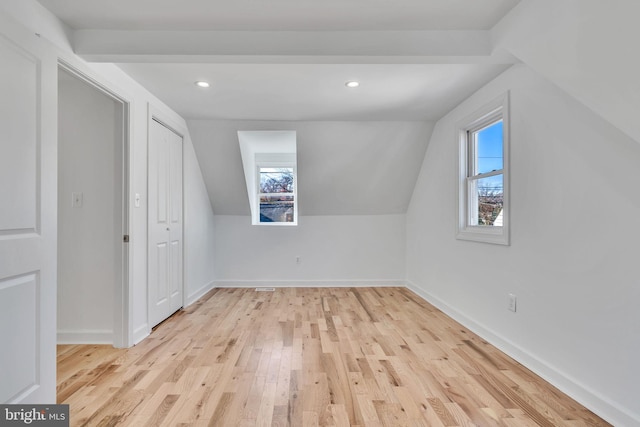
[57,60,132,348]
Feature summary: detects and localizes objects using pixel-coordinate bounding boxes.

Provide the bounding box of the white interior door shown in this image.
[148,119,183,328]
[0,16,57,403]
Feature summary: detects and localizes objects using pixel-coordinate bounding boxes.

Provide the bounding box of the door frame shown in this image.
[147,104,186,326]
[58,60,131,348]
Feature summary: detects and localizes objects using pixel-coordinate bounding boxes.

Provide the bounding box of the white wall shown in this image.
[184,138,216,304]
[80,66,217,343]
[215,214,405,285]
[57,71,122,344]
[187,120,433,216]
[406,64,640,426]
[0,0,73,53]
[0,1,217,346]
[492,0,640,143]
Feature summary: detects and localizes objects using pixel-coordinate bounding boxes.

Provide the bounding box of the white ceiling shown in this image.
[38,0,521,215]
[38,0,520,122]
[37,0,519,31]
[116,63,510,121]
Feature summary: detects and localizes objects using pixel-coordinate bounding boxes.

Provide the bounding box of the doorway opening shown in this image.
[56,64,130,348]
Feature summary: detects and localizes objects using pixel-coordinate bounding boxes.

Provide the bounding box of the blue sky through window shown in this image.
[476,120,503,174]
[475,120,503,195]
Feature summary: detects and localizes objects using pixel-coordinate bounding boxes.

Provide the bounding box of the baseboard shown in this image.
[57,329,112,344]
[185,280,216,306]
[132,323,149,346]
[405,281,639,427]
[213,279,405,288]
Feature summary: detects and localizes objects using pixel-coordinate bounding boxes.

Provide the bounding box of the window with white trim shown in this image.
[237,130,298,226]
[257,164,297,224]
[457,92,509,245]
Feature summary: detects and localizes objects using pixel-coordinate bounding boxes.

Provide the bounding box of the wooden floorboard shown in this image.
[57,287,611,426]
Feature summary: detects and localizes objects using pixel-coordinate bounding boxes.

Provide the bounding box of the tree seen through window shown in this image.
[259,167,294,223]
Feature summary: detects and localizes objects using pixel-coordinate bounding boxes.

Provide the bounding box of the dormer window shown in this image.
[258,166,296,223]
[238,131,298,226]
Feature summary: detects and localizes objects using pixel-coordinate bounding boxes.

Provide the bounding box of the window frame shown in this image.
[255,161,298,226]
[456,92,510,245]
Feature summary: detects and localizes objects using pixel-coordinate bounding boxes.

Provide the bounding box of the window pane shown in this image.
[260,194,294,223]
[473,120,503,175]
[470,174,503,226]
[260,168,293,194]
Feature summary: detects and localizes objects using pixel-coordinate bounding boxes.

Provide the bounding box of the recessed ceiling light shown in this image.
[195,81,210,88]
[345,81,360,88]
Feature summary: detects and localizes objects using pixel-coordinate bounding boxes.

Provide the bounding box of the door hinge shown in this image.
[123,235,130,243]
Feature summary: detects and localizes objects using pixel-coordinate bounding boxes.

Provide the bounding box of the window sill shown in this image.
[456,226,509,245]
[252,221,298,226]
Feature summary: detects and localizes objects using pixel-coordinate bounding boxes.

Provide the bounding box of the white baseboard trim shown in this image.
[185,280,216,306]
[213,279,405,288]
[405,281,639,427]
[57,329,112,345]
[132,323,149,346]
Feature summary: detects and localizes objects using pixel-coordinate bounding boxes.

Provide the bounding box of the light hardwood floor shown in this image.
[57,287,610,426]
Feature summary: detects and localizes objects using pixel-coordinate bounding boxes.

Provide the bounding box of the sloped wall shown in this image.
[493,0,640,144]
[406,64,640,426]
[187,120,434,216]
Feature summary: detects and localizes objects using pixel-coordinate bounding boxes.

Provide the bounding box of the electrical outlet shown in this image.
[295,256,301,264]
[508,293,517,312]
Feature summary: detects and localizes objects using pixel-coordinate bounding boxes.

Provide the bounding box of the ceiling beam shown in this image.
[73,30,517,64]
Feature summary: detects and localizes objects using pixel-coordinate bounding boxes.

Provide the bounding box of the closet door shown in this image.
[148,119,183,328]
[0,15,57,403]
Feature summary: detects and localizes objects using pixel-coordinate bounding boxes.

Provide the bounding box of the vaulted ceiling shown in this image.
[37,0,521,216]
